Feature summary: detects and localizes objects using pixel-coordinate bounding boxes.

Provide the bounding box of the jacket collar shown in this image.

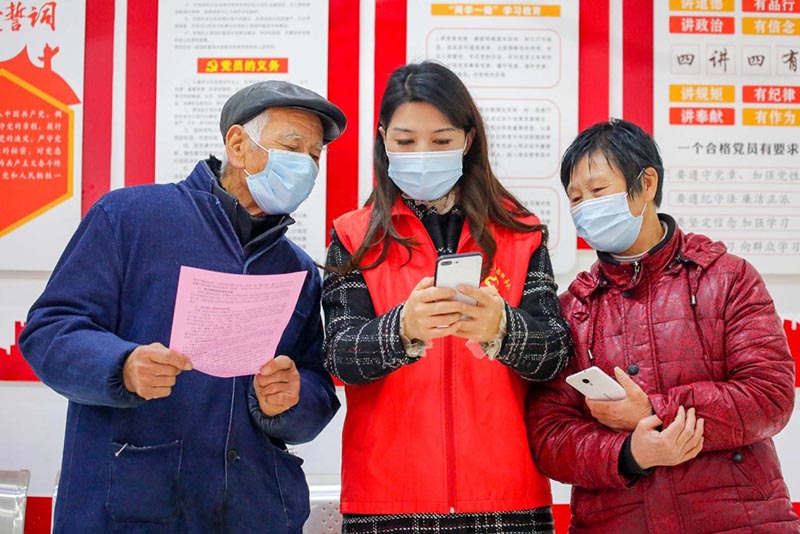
[184,158,220,193]
[184,158,294,252]
[568,213,727,300]
[595,213,679,290]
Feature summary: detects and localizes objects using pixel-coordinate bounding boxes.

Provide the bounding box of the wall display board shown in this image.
[154,1,331,261]
[653,0,800,274]
[622,0,800,514]
[2,1,800,532]
[0,0,85,270]
[402,1,579,273]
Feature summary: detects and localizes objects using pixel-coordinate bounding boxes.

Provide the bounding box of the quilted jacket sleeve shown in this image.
[648,257,795,451]
[526,294,632,491]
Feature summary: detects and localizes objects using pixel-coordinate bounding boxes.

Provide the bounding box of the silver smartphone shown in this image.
[434,252,483,306]
[566,366,626,400]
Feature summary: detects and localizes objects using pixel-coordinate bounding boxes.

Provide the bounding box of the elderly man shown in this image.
[526,119,798,533]
[19,81,346,533]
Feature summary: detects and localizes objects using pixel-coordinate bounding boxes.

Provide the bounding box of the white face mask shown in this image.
[385,143,466,201]
[570,192,646,253]
[244,135,319,214]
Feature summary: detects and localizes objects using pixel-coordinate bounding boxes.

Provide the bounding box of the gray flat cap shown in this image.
[219,80,347,144]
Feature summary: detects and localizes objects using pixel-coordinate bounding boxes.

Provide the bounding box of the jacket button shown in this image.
[227,449,240,461]
[732,452,744,463]
[621,290,633,298]
[627,364,640,376]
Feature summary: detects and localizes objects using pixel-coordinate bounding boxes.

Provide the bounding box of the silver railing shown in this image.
[304,480,342,534]
[0,470,30,534]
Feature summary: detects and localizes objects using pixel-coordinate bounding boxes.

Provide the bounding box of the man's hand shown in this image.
[123,343,192,400]
[586,366,653,431]
[630,406,705,470]
[451,284,505,343]
[254,356,300,417]
[402,277,466,342]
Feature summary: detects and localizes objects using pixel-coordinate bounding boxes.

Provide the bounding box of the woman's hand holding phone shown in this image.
[584,367,654,432]
[402,277,466,342]
[450,284,504,343]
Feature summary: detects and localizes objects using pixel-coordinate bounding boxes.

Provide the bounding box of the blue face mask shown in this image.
[244,137,319,215]
[570,192,646,253]
[386,144,465,201]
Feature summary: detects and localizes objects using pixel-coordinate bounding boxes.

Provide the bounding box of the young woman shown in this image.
[323,61,572,533]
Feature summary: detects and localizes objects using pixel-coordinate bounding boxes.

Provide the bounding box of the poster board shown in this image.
[0,0,86,270]
[397,1,580,274]
[154,1,331,262]
[653,0,800,274]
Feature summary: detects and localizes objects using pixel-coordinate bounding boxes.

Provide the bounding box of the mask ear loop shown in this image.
[243,132,273,176]
[629,168,648,217]
[246,132,270,153]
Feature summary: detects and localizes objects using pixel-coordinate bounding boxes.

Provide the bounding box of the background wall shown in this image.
[1,0,798,532]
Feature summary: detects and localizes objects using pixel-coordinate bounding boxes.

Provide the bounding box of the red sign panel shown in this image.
[742,0,800,12]
[196,57,288,74]
[669,107,735,125]
[669,16,735,34]
[742,85,800,104]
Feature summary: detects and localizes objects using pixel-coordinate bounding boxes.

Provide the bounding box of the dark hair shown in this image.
[342,61,545,275]
[560,118,664,206]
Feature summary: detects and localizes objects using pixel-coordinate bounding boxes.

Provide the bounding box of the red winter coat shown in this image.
[527,216,798,533]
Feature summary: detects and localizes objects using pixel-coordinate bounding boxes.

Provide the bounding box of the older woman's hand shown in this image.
[586,367,654,432]
[631,406,705,469]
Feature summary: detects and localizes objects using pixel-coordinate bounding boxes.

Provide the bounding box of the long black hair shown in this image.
[343,61,546,276]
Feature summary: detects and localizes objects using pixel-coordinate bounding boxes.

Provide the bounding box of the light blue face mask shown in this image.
[244,136,319,215]
[570,191,646,253]
[386,144,465,201]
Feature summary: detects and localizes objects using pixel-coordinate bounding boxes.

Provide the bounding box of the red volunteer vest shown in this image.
[333,199,552,514]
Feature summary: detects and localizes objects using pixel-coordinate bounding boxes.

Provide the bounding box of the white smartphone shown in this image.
[565,366,626,401]
[434,252,483,306]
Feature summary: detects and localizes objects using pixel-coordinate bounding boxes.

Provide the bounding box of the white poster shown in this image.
[155,1,330,262]
[0,0,86,270]
[406,1,579,274]
[654,0,800,274]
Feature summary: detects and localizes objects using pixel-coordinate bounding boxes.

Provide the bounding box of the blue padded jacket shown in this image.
[20,160,339,534]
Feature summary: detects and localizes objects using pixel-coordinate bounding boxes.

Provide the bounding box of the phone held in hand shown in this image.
[565,366,626,400]
[434,252,483,306]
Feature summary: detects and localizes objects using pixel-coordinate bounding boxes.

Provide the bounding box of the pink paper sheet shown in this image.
[169,266,307,378]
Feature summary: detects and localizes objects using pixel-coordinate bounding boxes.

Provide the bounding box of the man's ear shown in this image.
[225,125,247,169]
[641,167,659,203]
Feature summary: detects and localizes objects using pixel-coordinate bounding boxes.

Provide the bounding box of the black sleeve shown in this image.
[493,244,573,381]
[618,434,655,482]
[321,231,420,385]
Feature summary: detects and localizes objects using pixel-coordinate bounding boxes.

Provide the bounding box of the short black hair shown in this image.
[560,118,664,206]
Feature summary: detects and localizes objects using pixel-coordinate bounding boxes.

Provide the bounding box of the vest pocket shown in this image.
[106,440,182,523]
